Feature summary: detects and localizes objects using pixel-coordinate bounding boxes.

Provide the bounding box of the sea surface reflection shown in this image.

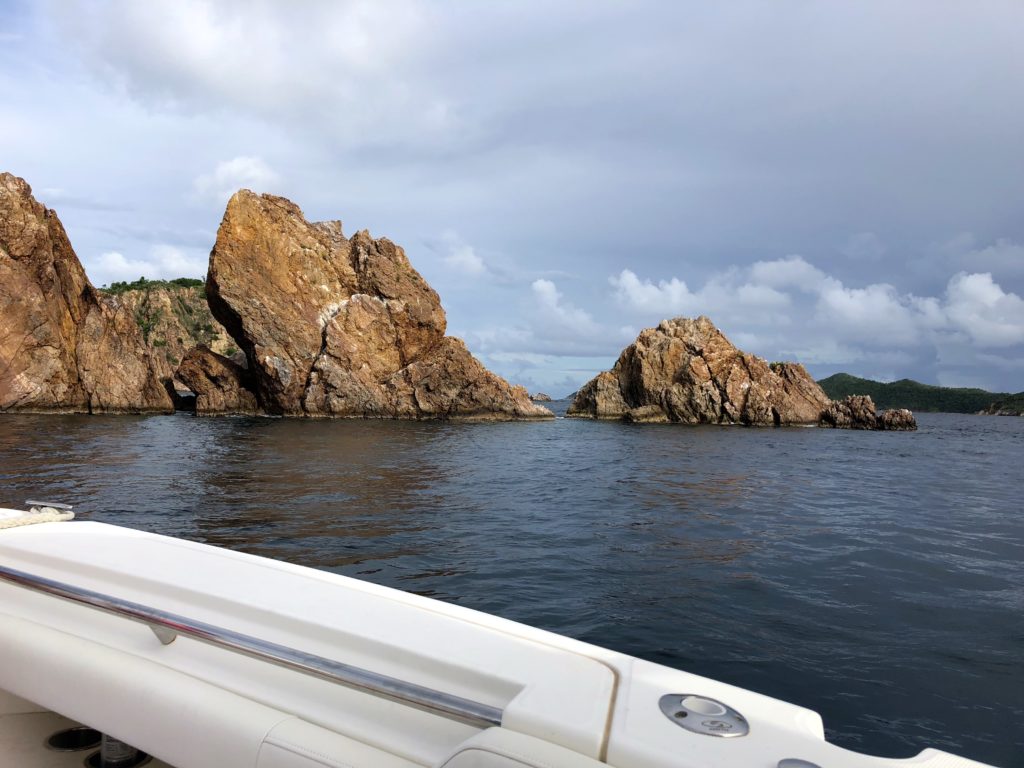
[1,410,1021,766]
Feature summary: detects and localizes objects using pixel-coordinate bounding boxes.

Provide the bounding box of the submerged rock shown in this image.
[0,173,172,413]
[206,190,551,420]
[567,316,831,425]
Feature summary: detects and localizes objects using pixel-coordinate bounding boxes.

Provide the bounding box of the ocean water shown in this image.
[0,407,1021,767]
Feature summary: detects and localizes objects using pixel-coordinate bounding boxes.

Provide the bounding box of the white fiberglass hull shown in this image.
[0,513,997,768]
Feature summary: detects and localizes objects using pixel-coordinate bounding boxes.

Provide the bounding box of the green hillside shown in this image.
[980,393,1024,415]
[818,373,1009,413]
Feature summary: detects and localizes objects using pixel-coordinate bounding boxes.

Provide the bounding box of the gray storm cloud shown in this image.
[3,0,1023,393]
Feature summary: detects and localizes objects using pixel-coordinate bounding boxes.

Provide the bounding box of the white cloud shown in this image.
[963,239,1024,278]
[436,230,485,275]
[614,256,1024,351]
[85,244,208,287]
[944,272,1024,347]
[10,1,1024,394]
[531,278,598,335]
[610,265,791,325]
[816,281,921,346]
[933,234,1024,281]
[749,256,828,292]
[445,244,484,274]
[459,278,630,375]
[50,0,445,146]
[608,257,1024,389]
[192,156,279,202]
[609,270,695,315]
[455,254,1024,394]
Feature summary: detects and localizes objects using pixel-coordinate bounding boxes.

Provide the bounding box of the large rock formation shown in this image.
[0,173,172,413]
[568,316,831,425]
[206,190,550,420]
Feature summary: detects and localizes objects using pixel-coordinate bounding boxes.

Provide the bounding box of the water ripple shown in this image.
[0,411,1021,767]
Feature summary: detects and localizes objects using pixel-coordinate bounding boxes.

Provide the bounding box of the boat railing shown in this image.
[0,563,504,729]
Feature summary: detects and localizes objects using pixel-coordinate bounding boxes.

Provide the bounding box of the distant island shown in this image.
[818,373,1022,415]
[979,393,1024,416]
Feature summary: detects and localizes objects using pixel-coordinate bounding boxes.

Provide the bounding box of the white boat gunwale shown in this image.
[0,561,503,728]
[0,512,1000,768]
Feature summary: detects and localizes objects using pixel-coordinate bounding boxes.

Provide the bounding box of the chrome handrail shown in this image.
[0,563,503,728]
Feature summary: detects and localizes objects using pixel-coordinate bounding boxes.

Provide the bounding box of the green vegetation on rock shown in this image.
[818,373,1010,413]
[98,277,232,378]
[104,276,205,294]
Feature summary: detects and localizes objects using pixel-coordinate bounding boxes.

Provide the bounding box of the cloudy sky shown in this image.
[3,1,1023,395]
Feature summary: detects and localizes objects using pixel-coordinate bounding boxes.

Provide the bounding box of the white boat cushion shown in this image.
[0,614,291,768]
[439,729,606,768]
[258,718,422,768]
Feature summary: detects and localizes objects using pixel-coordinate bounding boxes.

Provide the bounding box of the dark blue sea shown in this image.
[1,408,1021,767]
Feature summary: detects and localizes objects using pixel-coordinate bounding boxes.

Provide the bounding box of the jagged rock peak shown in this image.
[205,189,551,420]
[567,316,831,425]
[0,172,172,414]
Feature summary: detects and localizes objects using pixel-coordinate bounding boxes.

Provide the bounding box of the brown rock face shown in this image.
[820,395,917,431]
[878,408,917,431]
[207,190,550,420]
[567,316,831,425]
[176,346,259,415]
[110,284,234,380]
[819,395,878,429]
[0,173,172,413]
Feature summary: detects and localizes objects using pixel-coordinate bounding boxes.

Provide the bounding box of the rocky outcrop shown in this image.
[108,283,234,380]
[568,316,917,430]
[531,392,553,402]
[878,407,917,430]
[978,395,1024,416]
[176,345,259,415]
[819,395,917,431]
[818,394,877,429]
[567,316,831,425]
[206,190,551,420]
[0,173,172,413]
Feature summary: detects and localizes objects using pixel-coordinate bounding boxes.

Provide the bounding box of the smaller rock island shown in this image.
[567,316,916,430]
